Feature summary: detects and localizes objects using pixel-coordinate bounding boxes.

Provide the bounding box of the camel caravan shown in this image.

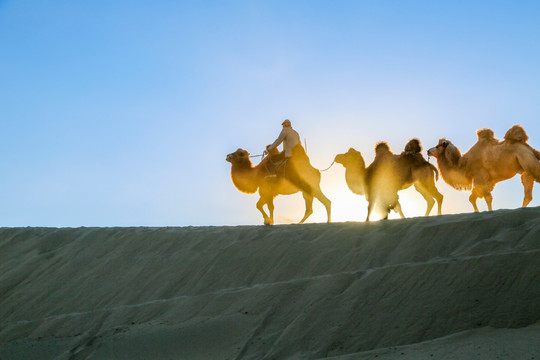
[335,139,443,221]
[226,122,540,225]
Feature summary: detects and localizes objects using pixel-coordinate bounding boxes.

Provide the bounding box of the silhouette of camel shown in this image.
[364,142,404,221]
[335,139,443,221]
[226,146,331,225]
[427,125,540,211]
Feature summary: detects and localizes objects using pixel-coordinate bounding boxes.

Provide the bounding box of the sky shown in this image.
[1,0,540,226]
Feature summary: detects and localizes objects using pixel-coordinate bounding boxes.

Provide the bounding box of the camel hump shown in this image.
[504,125,529,143]
[375,141,391,154]
[476,128,497,141]
[403,138,422,154]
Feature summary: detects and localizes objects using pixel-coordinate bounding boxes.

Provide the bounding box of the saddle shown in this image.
[263,144,311,180]
[264,155,288,179]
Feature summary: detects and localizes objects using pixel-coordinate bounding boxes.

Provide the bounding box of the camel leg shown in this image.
[366,199,375,222]
[267,198,275,223]
[299,192,314,224]
[285,161,331,223]
[423,178,443,215]
[414,183,435,216]
[469,189,480,212]
[256,197,273,225]
[393,201,405,219]
[312,186,332,223]
[414,179,444,215]
[378,203,390,220]
[484,193,493,211]
[433,187,444,215]
[521,172,534,207]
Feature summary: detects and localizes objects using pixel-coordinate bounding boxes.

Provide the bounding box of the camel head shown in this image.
[427,139,450,158]
[226,148,252,166]
[403,138,422,155]
[427,138,462,166]
[226,148,259,194]
[335,148,365,168]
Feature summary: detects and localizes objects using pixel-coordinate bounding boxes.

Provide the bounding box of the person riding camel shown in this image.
[264,119,304,178]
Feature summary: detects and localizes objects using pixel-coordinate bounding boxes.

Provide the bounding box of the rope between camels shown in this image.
[320,160,335,172]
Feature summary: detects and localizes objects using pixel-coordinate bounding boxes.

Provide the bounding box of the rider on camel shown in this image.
[265,119,305,178]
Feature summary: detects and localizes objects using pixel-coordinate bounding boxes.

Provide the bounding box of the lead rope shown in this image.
[320,160,335,172]
[303,137,334,172]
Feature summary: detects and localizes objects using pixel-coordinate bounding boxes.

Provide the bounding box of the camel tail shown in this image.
[521,161,540,183]
[534,148,540,161]
[504,125,529,143]
[428,162,439,181]
[516,147,540,182]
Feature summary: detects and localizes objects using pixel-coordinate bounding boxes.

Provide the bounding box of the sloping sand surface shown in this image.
[1,207,539,359]
[329,322,540,359]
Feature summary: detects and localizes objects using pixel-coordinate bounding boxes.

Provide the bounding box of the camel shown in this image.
[335,139,443,221]
[226,146,331,225]
[427,125,540,211]
[395,139,444,215]
[364,142,406,221]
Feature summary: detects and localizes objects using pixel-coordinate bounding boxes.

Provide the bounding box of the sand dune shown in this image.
[1,207,539,359]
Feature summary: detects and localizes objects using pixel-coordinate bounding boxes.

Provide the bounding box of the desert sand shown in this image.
[1,207,539,359]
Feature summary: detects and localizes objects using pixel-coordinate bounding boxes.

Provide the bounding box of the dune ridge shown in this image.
[1,208,539,359]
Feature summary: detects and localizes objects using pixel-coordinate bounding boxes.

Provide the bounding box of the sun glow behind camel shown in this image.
[260,158,527,225]
[266,169,438,224]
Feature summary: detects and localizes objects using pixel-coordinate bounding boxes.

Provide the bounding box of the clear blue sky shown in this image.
[2,1,540,226]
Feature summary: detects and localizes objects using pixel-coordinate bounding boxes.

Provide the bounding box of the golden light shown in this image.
[321,168,369,222]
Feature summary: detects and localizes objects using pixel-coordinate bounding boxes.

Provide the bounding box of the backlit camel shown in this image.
[365,142,405,221]
[427,125,540,211]
[335,139,443,221]
[226,147,331,225]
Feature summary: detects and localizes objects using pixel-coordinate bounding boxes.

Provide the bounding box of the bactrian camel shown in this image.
[427,125,540,211]
[226,147,331,225]
[335,139,443,221]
